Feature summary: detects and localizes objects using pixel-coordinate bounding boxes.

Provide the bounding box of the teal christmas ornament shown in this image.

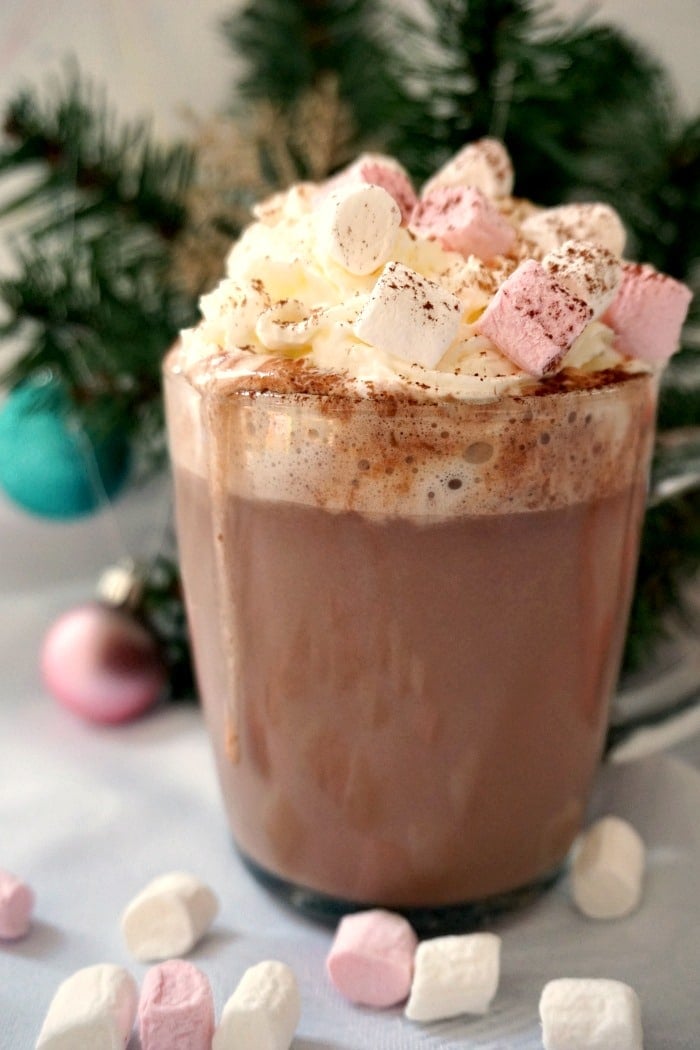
[0,375,131,519]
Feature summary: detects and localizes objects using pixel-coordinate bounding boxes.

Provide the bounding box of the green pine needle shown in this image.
[0,232,195,460]
[140,553,196,701]
[220,0,418,151]
[1,63,194,240]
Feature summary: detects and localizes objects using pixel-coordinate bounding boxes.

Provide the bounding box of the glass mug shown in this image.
[164,349,660,932]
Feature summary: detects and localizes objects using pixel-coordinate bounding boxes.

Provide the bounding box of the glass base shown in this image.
[237,847,563,937]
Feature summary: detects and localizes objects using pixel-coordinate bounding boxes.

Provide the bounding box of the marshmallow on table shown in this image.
[423,138,514,199]
[212,960,300,1050]
[539,978,643,1050]
[328,153,418,223]
[521,202,627,257]
[602,262,693,364]
[317,183,401,276]
[571,815,645,920]
[138,960,215,1050]
[121,872,218,962]
[0,869,34,940]
[476,259,593,376]
[355,261,462,369]
[36,964,138,1049]
[326,909,418,1007]
[410,186,516,262]
[404,932,501,1023]
[542,240,621,320]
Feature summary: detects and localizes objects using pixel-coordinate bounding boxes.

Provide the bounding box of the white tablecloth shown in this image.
[1,491,700,1049]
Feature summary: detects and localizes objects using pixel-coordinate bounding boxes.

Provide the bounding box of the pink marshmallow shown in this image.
[323,154,417,224]
[354,158,417,225]
[476,259,593,377]
[0,869,34,940]
[138,960,215,1050]
[410,186,515,262]
[41,604,165,725]
[602,261,692,363]
[326,909,418,1008]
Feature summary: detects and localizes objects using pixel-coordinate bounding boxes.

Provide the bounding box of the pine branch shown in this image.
[393,0,700,291]
[171,80,356,295]
[1,64,194,240]
[658,325,700,424]
[624,490,700,672]
[220,0,417,154]
[393,1,669,189]
[0,231,195,457]
[0,65,200,468]
[141,553,195,701]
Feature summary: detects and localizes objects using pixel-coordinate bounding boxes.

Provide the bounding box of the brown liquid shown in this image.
[165,352,657,912]
[173,466,647,907]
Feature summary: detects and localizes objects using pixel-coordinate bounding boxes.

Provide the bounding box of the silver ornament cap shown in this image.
[97,558,144,612]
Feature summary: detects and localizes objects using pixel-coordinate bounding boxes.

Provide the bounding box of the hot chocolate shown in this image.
[164,139,689,926]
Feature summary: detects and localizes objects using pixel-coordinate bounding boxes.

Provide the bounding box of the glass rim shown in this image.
[166,357,658,411]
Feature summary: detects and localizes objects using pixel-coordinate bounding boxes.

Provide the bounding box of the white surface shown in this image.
[0,471,172,600]
[1,579,700,1049]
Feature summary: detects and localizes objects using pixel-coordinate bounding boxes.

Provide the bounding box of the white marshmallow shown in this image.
[35,964,138,1049]
[542,240,622,319]
[121,872,219,962]
[317,183,401,276]
[405,932,501,1023]
[355,261,462,370]
[256,299,324,351]
[423,138,514,199]
[571,815,645,920]
[212,960,300,1050]
[539,977,643,1050]
[318,153,418,223]
[521,203,626,257]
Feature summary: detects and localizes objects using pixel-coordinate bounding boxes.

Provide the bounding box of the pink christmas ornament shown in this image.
[41,603,166,725]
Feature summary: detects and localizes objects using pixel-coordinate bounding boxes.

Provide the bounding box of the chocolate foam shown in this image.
[165,349,659,519]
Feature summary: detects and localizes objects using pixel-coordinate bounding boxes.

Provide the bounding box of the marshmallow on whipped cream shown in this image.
[178,138,691,398]
[422,138,514,199]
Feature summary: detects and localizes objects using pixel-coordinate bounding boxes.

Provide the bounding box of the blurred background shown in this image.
[1,1,698,130]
